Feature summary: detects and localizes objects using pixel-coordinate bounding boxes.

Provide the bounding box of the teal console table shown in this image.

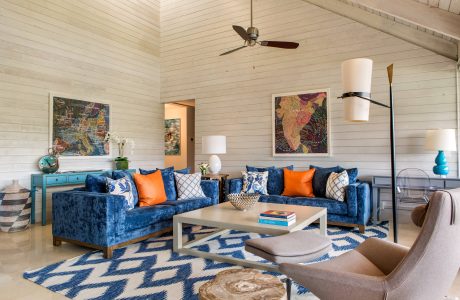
[31,169,135,225]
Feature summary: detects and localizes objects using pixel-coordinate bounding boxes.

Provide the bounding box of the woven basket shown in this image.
[227,193,260,211]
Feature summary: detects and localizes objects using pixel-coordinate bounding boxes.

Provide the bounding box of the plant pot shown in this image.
[115,158,129,170]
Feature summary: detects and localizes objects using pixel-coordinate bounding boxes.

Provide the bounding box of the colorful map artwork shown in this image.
[273,90,329,155]
[51,96,110,156]
[165,118,181,156]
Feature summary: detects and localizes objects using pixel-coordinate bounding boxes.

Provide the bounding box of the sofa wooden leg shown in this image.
[358,225,366,234]
[53,237,62,246]
[103,247,114,259]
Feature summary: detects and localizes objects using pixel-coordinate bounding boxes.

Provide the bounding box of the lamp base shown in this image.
[208,155,221,174]
[433,150,449,176]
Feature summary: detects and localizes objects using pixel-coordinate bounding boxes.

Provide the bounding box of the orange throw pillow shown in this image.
[282,168,315,197]
[133,171,167,206]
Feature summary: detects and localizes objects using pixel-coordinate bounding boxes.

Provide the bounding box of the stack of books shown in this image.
[258,210,296,226]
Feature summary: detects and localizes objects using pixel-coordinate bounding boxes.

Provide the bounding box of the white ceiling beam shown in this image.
[302,0,458,61]
[349,0,460,40]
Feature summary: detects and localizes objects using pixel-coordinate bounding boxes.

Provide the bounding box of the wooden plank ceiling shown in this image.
[303,0,460,60]
[415,0,460,14]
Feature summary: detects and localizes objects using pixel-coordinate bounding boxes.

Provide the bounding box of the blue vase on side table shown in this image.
[433,150,449,176]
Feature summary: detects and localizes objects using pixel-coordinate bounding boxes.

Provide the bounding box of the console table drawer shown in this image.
[68,175,86,184]
[46,176,67,185]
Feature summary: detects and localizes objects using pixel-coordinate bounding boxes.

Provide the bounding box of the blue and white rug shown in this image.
[24,223,388,300]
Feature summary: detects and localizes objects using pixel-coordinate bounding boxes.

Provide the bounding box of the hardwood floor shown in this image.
[0,223,458,299]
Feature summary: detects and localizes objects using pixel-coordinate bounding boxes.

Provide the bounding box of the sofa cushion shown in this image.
[326,170,349,202]
[258,195,290,204]
[246,165,294,195]
[310,165,358,198]
[285,197,348,215]
[125,204,176,231]
[133,171,167,206]
[113,170,139,206]
[85,171,112,193]
[139,167,190,201]
[310,166,341,198]
[106,177,136,210]
[242,171,269,195]
[163,197,213,214]
[282,168,315,197]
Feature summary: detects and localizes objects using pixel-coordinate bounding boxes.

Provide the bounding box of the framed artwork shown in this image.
[49,93,110,157]
[272,89,331,156]
[165,118,181,156]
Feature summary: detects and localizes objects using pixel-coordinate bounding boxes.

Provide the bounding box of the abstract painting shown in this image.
[165,118,181,155]
[50,94,110,157]
[272,89,330,156]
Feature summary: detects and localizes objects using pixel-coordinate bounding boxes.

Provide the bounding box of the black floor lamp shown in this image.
[339,58,398,243]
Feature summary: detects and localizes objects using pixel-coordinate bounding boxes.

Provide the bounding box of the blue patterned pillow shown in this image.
[85,171,112,193]
[106,177,135,209]
[242,171,269,195]
[246,165,293,195]
[139,167,190,201]
[112,170,138,206]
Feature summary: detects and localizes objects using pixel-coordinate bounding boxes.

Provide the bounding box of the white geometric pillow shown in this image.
[106,177,135,209]
[242,171,269,195]
[326,170,349,202]
[174,172,206,200]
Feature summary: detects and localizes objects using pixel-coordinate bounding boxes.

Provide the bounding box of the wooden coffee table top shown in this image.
[173,201,326,236]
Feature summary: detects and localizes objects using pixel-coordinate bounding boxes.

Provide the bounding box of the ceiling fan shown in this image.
[220,0,300,56]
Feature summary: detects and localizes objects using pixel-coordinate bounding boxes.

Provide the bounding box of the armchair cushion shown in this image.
[125,205,176,231]
[246,165,293,195]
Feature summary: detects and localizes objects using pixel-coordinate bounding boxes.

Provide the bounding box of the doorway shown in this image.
[164,100,195,172]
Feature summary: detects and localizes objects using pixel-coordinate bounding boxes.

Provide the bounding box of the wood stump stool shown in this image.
[199,269,286,300]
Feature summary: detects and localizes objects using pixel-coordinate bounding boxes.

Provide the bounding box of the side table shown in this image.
[201,173,229,203]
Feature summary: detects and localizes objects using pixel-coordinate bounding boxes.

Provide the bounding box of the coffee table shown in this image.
[173,202,327,272]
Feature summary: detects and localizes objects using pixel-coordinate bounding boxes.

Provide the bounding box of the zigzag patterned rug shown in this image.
[24,223,388,300]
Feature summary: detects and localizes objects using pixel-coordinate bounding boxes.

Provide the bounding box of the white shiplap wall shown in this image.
[161,0,458,180]
[0,0,163,222]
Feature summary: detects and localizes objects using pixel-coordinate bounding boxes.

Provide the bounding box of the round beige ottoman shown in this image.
[199,268,286,300]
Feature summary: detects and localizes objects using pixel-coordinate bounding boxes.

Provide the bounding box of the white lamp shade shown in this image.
[202,135,226,154]
[341,58,373,122]
[425,129,457,151]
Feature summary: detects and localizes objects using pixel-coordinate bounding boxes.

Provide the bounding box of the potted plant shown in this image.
[198,162,210,175]
[104,132,135,170]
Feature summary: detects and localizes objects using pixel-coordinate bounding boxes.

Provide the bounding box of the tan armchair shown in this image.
[280,189,460,300]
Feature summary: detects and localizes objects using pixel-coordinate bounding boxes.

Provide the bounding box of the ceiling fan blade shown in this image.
[232,25,249,41]
[219,45,247,56]
[260,41,299,49]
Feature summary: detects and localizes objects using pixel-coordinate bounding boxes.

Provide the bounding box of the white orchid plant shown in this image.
[104,132,135,159]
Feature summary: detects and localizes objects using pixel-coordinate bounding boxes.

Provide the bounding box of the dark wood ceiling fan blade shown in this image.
[260,41,299,49]
[232,25,249,41]
[219,45,247,56]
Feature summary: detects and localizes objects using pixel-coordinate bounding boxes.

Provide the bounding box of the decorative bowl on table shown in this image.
[227,193,260,211]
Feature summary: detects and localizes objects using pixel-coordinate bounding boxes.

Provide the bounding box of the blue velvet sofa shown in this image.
[228,171,371,233]
[52,180,219,258]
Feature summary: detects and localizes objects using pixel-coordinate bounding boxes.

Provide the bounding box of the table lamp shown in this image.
[202,135,226,174]
[425,129,457,176]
